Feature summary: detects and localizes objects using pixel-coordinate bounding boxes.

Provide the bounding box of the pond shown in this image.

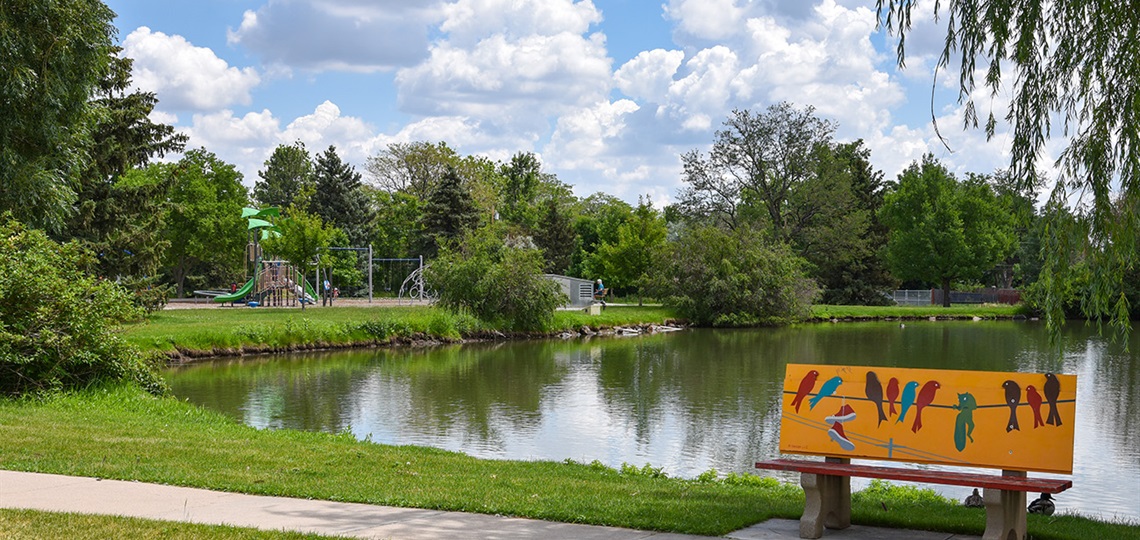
[165,320,1139,522]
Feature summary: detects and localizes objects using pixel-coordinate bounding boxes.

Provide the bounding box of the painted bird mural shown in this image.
[910,380,940,433]
[791,370,819,413]
[865,371,887,426]
[1044,373,1063,426]
[1003,380,1021,432]
[886,377,900,417]
[1026,385,1045,429]
[808,376,843,410]
[952,392,978,452]
[895,381,920,425]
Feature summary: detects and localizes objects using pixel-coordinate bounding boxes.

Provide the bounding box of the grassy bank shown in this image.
[123,303,1026,358]
[122,305,678,356]
[0,386,1134,539]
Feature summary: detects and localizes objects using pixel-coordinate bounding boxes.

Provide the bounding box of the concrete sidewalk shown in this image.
[0,470,978,539]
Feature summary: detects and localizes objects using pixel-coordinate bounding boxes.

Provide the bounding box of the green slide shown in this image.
[212,277,256,303]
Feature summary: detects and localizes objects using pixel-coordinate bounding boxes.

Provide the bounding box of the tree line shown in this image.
[2,0,1137,337]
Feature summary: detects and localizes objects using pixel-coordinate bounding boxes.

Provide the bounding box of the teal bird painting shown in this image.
[895,381,920,424]
[808,376,843,410]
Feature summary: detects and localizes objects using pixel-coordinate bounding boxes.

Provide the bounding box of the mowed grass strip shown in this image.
[0,508,342,540]
[810,304,1025,320]
[0,385,799,536]
[2,386,1134,539]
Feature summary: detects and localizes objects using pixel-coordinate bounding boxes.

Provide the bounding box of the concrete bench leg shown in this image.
[799,458,851,539]
[982,470,1027,540]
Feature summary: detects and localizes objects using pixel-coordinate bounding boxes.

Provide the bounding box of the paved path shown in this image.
[0,471,978,539]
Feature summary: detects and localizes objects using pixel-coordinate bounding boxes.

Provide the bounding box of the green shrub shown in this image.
[0,217,166,395]
[427,230,566,331]
[647,225,817,326]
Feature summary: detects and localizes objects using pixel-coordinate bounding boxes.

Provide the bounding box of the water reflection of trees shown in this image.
[165,352,379,433]
[375,342,566,444]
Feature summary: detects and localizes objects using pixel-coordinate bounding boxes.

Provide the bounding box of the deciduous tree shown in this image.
[366,141,460,200]
[879,156,1016,307]
[647,225,816,326]
[163,149,248,296]
[0,0,116,232]
[595,197,667,303]
[254,142,313,209]
[262,209,336,307]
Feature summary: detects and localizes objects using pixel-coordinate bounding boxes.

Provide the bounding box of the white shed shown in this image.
[544,274,597,307]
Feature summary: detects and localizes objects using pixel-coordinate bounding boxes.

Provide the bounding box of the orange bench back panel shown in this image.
[778,364,1076,474]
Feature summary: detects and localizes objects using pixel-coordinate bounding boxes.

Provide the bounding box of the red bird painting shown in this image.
[791,370,819,413]
[910,380,941,433]
[1026,385,1045,428]
[886,377,900,417]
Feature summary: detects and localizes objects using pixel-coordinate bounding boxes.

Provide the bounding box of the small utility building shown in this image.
[545,274,596,308]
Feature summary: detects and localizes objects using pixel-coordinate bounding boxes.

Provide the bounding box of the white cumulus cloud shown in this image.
[122,27,261,111]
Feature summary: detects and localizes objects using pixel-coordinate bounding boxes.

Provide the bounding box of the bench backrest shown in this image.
[778,364,1076,474]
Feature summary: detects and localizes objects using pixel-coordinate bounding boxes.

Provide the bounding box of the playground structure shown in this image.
[397,260,432,303]
[212,259,317,306]
[196,207,317,306]
[196,207,428,306]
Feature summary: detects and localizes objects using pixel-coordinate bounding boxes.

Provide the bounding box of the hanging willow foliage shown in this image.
[877,0,1139,340]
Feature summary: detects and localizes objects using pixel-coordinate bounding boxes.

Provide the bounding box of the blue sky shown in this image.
[104,0,1040,205]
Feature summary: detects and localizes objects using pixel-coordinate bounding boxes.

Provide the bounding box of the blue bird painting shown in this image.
[895,381,920,424]
[808,376,843,410]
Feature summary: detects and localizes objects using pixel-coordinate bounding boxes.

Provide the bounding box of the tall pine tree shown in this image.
[309,145,374,246]
[534,198,574,274]
[420,165,478,258]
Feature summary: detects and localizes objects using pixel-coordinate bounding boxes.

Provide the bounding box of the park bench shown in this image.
[756,364,1076,540]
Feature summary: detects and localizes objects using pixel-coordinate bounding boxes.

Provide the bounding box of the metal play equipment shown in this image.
[198,207,317,306]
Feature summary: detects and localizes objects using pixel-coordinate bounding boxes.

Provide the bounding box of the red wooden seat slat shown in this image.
[755,459,1071,493]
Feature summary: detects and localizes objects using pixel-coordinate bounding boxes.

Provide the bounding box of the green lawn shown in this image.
[1,385,1134,539]
[0,508,341,540]
[810,304,1025,320]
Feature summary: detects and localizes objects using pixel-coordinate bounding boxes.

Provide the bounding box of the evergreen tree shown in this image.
[309,146,374,246]
[254,142,313,209]
[815,141,896,305]
[499,151,542,227]
[533,198,574,274]
[68,52,186,283]
[420,165,478,258]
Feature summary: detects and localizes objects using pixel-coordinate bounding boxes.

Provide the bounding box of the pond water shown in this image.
[164,320,1140,522]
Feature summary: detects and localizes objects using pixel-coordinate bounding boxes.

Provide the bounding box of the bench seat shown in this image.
[755,458,1071,493]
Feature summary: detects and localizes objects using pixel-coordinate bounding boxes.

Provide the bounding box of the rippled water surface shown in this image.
[165,321,1139,522]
